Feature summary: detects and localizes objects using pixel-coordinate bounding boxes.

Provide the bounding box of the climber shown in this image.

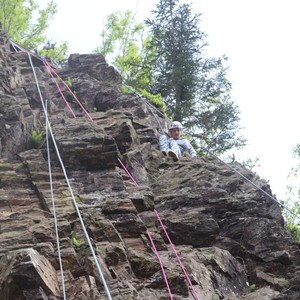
[159,121,197,161]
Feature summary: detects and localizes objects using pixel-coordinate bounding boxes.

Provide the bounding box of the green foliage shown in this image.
[31,129,43,147]
[122,85,165,111]
[186,97,246,155]
[39,41,69,66]
[65,77,73,88]
[95,10,156,91]
[62,77,77,103]
[0,0,68,64]
[206,254,213,263]
[82,100,88,109]
[146,0,246,155]
[139,89,165,111]
[0,0,55,48]
[241,157,261,171]
[71,231,85,249]
[145,0,203,120]
[249,284,256,292]
[96,3,245,155]
[293,143,300,157]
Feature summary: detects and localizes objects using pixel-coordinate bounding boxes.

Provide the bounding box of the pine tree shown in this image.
[146,0,246,154]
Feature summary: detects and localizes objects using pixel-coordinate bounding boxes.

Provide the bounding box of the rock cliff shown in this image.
[0,27,300,300]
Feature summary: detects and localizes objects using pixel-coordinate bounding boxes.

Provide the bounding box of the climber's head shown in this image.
[168,121,183,140]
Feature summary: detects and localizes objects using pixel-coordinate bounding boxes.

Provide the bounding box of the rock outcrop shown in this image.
[0,28,300,300]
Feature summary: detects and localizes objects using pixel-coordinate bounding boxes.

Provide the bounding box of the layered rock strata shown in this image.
[0,28,299,300]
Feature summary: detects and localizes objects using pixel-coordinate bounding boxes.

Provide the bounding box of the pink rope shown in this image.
[146,229,174,300]
[117,158,139,188]
[42,58,198,300]
[154,209,201,300]
[43,60,77,119]
[44,60,94,122]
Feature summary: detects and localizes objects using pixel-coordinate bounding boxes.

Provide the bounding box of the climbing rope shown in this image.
[117,160,200,298]
[123,81,297,220]
[146,229,174,299]
[118,158,139,188]
[27,52,113,300]
[122,84,165,133]
[44,60,94,122]
[154,209,201,300]
[45,100,67,300]
[43,60,77,119]
[17,39,298,298]
[200,145,299,217]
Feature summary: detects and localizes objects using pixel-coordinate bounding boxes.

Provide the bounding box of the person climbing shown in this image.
[159,121,197,161]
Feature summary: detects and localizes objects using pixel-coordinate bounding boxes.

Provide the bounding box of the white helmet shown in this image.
[169,121,183,130]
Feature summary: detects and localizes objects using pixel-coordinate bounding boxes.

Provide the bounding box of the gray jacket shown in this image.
[171,138,197,157]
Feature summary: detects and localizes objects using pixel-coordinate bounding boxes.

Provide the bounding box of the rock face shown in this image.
[0,28,300,300]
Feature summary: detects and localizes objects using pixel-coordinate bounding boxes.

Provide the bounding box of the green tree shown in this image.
[39,41,68,66]
[95,10,156,91]
[0,0,68,65]
[146,0,245,154]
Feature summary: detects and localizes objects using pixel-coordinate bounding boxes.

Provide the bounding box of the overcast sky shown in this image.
[45,0,300,203]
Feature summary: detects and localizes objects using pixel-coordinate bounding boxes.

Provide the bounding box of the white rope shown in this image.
[202,146,300,217]
[45,100,67,300]
[123,83,165,133]
[27,52,113,300]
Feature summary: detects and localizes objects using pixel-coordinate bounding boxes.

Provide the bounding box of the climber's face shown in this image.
[169,128,182,140]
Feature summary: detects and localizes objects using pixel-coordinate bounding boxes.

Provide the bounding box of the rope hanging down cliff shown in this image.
[27,51,113,300]
[44,100,67,300]
[123,85,295,216]
[12,41,299,297]
[35,53,199,300]
[9,37,294,214]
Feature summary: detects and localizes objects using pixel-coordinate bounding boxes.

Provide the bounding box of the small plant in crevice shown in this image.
[249,283,256,292]
[70,230,85,249]
[206,254,214,263]
[65,77,73,89]
[82,100,88,109]
[31,130,43,148]
[64,77,78,103]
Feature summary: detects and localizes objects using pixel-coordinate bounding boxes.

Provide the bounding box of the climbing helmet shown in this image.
[168,121,183,130]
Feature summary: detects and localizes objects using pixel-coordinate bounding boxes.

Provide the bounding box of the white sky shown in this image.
[45,0,300,202]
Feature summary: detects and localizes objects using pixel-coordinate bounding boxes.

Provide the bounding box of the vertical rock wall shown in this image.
[0,28,299,300]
